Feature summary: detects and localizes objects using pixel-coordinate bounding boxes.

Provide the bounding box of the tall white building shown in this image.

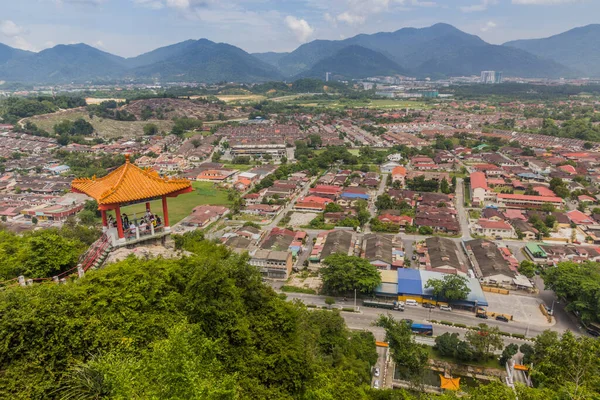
[325,72,331,82]
[480,71,503,84]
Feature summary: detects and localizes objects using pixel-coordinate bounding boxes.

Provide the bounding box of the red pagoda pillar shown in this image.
[101,210,108,232]
[115,205,125,240]
[161,195,170,231]
[146,202,151,213]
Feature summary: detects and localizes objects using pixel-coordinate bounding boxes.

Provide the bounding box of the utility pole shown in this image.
[354,288,357,311]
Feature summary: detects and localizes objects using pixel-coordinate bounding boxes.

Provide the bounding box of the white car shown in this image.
[440,305,452,311]
[373,380,380,389]
[374,367,380,377]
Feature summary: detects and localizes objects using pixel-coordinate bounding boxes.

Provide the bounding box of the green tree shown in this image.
[425,274,470,301]
[518,260,536,278]
[464,323,504,361]
[321,254,382,295]
[500,343,519,366]
[375,315,428,383]
[78,210,97,226]
[440,177,451,194]
[143,123,159,136]
[325,202,344,213]
[434,332,460,357]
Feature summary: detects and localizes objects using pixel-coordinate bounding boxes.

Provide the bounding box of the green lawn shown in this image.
[119,181,232,225]
[427,347,502,370]
[223,163,255,171]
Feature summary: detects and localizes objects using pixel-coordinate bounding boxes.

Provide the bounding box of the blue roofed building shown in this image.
[374,268,488,310]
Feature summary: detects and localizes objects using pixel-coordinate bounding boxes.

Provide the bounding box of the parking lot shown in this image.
[485,293,552,326]
[288,212,318,227]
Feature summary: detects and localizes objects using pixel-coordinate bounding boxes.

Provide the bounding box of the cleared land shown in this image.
[118,181,232,225]
[27,108,174,138]
[215,95,266,103]
[279,98,431,110]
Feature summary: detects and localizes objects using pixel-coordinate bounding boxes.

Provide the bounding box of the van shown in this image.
[439,305,452,311]
[405,299,418,306]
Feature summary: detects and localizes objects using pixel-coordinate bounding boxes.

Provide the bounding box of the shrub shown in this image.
[512,333,526,339]
[281,285,317,295]
[342,307,356,312]
[499,331,511,337]
[440,321,453,326]
[454,323,467,328]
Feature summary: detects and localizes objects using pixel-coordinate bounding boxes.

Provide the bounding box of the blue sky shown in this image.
[0,0,597,57]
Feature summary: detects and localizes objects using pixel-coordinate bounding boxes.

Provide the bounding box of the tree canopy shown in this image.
[425,274,471,302]
[321,254,382,296]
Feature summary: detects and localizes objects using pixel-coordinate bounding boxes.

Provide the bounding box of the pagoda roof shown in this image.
[71,155,192,205]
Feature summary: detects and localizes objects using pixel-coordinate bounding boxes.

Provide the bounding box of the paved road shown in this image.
[455,178,473,241]
[285,292,569,342]
[267,175,318,230]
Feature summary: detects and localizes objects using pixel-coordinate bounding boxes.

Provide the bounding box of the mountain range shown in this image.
[0,23,598,84]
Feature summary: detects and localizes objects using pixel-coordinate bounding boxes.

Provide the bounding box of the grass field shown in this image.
[215,95,266,103]
[27,108,174,138]
[223,163,255,171]
[118,181,232,225]
[280,98,431,110]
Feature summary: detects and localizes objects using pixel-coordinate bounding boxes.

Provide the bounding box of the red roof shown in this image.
[470,172,488,190]
[476,219,512,230]
[567,210,595,225]
[532,186,556,197]
[309,185,342,195]
[558,165,577,175]
[497,193,563,203]
[392,166,407,176]
[301,196,330,205]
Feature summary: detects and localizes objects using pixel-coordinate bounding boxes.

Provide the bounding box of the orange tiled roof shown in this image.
[71,155,192,205]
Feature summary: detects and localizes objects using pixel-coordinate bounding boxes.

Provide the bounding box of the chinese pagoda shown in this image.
[71,155,192,246]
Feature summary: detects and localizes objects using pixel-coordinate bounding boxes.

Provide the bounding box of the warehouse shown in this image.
[374,269,488,309]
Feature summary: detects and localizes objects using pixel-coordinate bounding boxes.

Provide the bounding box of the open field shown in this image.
[27,108,174,138]
[118,181,232,225]
[215,94,266,103]
[278,98,431,110]
[222,163,255,171]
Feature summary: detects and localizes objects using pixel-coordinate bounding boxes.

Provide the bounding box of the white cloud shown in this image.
[285,16,314,42]
[95,40,105,48]
[166,0,190,9]
[460,0,497,12]
[480,21,497,32]
[12,36,37,52]
[133,0,165,9]
[512,0,581,3]
[337,11,366,25]
[0,20,26,37]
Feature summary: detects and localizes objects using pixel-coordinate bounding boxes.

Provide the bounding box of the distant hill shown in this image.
[125,39,282,83]
[504,24,600,77]
[252,52,290,68]
[296,45,409,80]
[126,40,198,68]
[417,44,575,79]
[0,43,127,83]
[270,23,575,79]
[0,23,587,84]
[0,43,32,65]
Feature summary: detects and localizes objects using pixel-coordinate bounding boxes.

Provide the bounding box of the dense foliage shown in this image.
[0,233,380,399]
[543,261,600,323]
[0,95,86,124]
[0,223,96,281]
[321,254,382,296]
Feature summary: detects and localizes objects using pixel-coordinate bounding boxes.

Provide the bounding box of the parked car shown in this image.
[439,305,452,311]
[476,313,489,319]
[496,315,509,322]
[374,367,380,377]
[422,303,435,309]
[373,380,380,389]
[411,255,417,261]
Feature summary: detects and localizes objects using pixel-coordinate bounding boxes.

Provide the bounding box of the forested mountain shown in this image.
[0,23,589,84]
[124,39,283,83]
[0,43,32,64]
[251,51,290,68]
[272,23,575,79]
[296,45,409,80]
[504,24,600,77]
[0,43,127,83]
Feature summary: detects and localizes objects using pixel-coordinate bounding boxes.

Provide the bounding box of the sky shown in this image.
[0,0,597,57]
